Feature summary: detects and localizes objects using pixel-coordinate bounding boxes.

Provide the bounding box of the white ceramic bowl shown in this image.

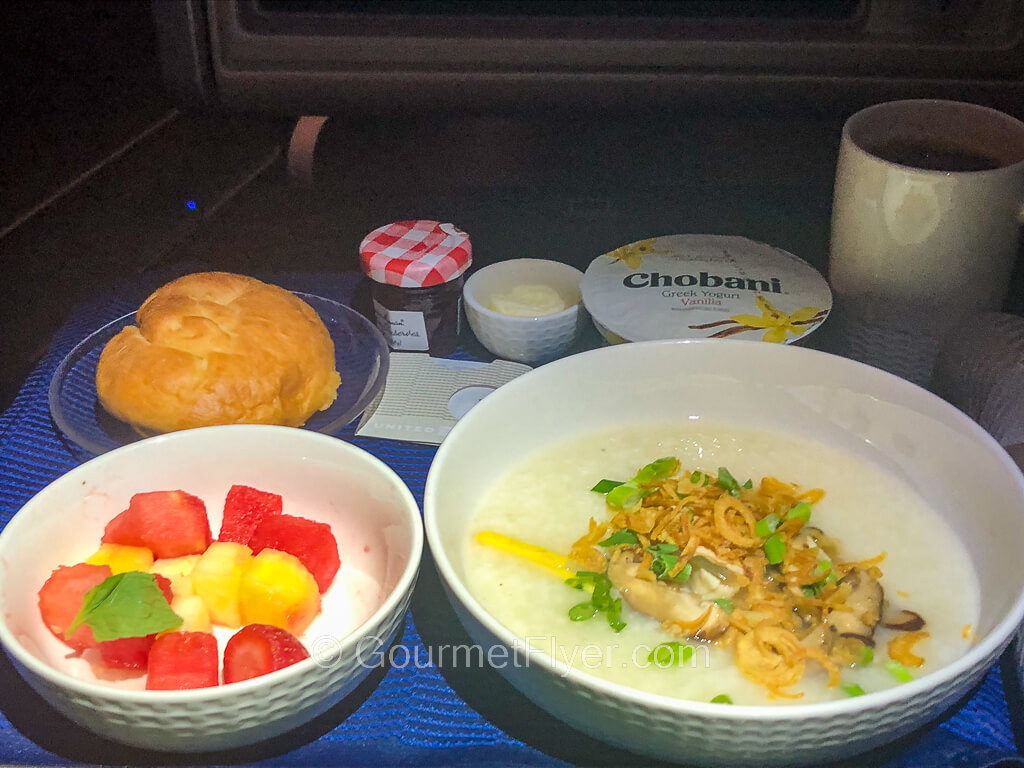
[463,259,588,365]
[0,426,422,752]
[424,339,1024,767]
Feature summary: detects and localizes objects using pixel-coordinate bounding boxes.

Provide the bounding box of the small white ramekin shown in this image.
[463,259,588,365]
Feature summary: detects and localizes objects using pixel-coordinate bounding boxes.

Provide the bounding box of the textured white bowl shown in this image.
[424,339,1024,767]
[0,426,422,752]
[463,259,588,365]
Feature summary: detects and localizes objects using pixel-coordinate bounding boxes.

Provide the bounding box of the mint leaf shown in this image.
[66,571,182,642]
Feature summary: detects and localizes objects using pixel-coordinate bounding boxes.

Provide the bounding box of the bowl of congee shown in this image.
[423,339,1024,767]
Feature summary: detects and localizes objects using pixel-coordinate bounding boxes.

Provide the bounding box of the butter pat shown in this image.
[490,284,568,317]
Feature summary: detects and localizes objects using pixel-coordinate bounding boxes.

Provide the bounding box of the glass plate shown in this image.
[48,293,389,456]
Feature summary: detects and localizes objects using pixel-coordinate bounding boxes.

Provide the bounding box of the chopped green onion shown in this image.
[598,529,640,547]
[764,534,786,564]
[591,479,625,494]
[606,598,626,632]
[742,479,753,489]
[568,602,597,621]
[841,683,866,697]
[597,458,679,506]
[677,492,690,500]
[814,560,832,576]
[754,513,782,539]
[669,563,692,582]
[801,583,824,598]
[787,501,812,522]
[690,471,703,483]
[634,457,680,485]
[590,575,613,611]
[606,482,648,510]
[886,660,915,683]
[717,467,741,496]
[565,571,599,589]
[703,474,711,486]
[647,543,679,555]
[650,554,679,578]
[648,641,695,668]
[647,543,676,554]
[566,572,628,631]
[858,646,875,667]
[714,598,734,613]
[646,544,680,580]
[710,694,733,704]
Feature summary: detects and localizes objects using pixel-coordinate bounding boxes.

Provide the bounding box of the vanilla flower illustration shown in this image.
[728,296,823,343]
[605,238,666,269]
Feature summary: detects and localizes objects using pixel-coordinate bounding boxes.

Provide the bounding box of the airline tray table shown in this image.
[0,271,1020,768]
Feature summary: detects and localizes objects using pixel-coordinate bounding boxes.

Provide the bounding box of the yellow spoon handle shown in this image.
[475,531,576,580]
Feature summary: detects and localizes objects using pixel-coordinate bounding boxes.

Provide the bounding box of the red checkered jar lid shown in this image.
[359,220,472,288]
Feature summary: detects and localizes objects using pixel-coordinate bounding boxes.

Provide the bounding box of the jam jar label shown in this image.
[373,300,429,351]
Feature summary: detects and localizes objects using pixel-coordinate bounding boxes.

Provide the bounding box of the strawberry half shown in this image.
[223,623,310,684]
[103,490,211,559]
[218,485,283,546]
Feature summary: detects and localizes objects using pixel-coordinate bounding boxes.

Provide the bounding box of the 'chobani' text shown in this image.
[623,272,782,293]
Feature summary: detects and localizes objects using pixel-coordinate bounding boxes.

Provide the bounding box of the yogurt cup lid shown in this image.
[359,220,472,288]
[581,234,832,344]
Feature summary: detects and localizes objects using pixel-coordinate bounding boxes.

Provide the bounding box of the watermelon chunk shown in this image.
[146,632,219,690]
[95,573,176,671]
[218,485,282,545]
[223,624,310,684]
[37,563,113,650]
[99,635,155,670]
[153,572,174,603]
[103,491,211,558]
[101,510,144,548]
[248,514,340,592]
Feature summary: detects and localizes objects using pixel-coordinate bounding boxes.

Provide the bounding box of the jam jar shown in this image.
[359,220,472,356]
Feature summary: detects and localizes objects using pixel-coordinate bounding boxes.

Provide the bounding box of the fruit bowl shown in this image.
[0,426,422,752]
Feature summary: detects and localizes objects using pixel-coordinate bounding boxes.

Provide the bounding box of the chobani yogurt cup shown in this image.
[581,234,832,345]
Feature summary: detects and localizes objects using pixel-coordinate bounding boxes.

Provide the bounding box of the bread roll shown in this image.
[96,272,342,432]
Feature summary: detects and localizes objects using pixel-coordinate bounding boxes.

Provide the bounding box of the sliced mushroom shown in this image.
[839,631,875,648]
[799,623,835,656]
[607,554,730,640]
[791,526,839,560]
[824,567,883,637]
[687,546,746,601]
[882,609,926,632]
[790,526,824,550]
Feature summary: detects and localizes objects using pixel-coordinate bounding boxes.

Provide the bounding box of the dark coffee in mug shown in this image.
[868,138,1003,172]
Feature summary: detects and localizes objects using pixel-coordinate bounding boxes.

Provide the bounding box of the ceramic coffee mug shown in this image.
[829,99,1024,386]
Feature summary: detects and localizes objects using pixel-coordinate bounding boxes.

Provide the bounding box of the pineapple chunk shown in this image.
[191,542,253,628]
[150,555,202,597]
[167,595,212,634]
[86,543,154,575]
[238,548,321,636]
